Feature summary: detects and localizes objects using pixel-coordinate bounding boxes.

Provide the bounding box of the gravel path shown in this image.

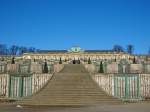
[0,102,150,112]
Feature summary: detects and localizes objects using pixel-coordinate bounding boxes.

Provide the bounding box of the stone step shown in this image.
[19,64,122,106]
[36,92,106,95]
[20,102,121,106]
[21,98,121,103]
[48,88,102,90]
[21,97,120,101]
[36,92,106,94]
[29,94,113,97]
[36,91,106,94]
[20,100,122,105]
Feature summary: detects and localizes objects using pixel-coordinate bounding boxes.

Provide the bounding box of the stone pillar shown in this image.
[123,65,126,73]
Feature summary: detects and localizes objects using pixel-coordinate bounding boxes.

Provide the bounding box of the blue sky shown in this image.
[0,0,150,54]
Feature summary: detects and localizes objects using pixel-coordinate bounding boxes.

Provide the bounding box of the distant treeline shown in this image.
[113,45,149,55]
[112,44,134,54]
[0,43,148,55]
[0,44,39,55]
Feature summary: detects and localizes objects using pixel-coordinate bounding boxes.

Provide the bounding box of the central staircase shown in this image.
[19,64,122,106]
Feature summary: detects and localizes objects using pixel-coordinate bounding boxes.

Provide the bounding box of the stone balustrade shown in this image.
[92,73,150,101]
[0,74,9,97]
[83,62,150,74]
[0,73,53,98]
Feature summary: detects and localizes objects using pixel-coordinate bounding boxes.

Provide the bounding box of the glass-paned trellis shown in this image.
[47,64,54,73]
[114,74,140,100]
[9,74,32,98]
[0,74,9,97]
[0,64,6,73]
[118,64,123,73]
[19,64,30,73]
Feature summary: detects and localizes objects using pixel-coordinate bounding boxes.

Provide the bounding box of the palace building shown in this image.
[23,46,132,61]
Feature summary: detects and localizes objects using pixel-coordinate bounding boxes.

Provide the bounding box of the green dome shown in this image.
[68,46,84,53]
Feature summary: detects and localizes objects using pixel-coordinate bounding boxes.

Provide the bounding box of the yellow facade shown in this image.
[23,46,132,60]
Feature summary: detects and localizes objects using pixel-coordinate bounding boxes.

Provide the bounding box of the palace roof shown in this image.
[32,46,125,54]
[36,49,115,53]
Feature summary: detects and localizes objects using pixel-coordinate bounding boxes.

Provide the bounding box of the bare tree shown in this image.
[113,45,124,52]
[10,45,19,55]
[0,44,8,55]
[127,44,134,54]
[28,47,36,53]
[18,46,28,55]
[148,47,150,55]
[0,42,39,56]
